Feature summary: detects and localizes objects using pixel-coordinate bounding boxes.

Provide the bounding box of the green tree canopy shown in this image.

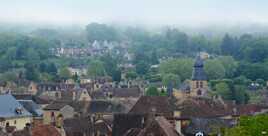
[205,59,226,80]
[59,67,71,81]
[218,56,238,78]
[136,61,150,75]
[86,23,119,42]
[146,86,159,96]
[225,115,268,136]
[125,71,138,80]
[162,73,181,88]
[87,60,106,78]
[215,82,232,100]
[159,58,193,81]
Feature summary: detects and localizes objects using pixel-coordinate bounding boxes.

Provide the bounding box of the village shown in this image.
[0,50,268,136]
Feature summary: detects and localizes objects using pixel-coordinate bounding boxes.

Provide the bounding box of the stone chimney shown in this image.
[72,91,76,101]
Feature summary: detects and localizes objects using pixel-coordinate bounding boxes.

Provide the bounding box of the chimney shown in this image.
[72,91,76,101]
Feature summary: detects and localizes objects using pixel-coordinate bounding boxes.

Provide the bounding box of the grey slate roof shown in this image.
[43,101,69,110]
[87,100,126,114]
[192,55,207,80]
[0,94,32,118]
[129,96,173,117]
[18,100,43,117]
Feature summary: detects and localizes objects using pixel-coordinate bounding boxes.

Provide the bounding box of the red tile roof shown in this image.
[32,125,61,136]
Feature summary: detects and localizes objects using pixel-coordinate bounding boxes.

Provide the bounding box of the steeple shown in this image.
[192,54,207,81]
[190,53,208,97]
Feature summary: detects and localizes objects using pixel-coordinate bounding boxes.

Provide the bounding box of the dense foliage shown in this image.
[0,23,268,90]
[224,114,268,136]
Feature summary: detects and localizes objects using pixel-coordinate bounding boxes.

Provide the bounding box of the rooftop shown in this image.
[0,94,32,118]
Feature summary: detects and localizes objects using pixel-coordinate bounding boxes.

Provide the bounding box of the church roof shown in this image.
[192,55,207,80]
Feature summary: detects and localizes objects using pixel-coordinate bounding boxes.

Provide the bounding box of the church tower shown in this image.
[190,54,208,97]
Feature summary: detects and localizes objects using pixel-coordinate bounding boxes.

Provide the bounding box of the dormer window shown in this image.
[15,107,23,114]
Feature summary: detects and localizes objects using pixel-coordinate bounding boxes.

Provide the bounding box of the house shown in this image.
[87,100,126,120]
[96,87,142,100]
[80,78,92,84]
[171,97,268,135]
[12,124,61,136]
[37,83,75,93]
[129,96,173,117]
[112,114,145,136]
[59,89,92,102]
[68,67,87,76]
[63,116,92,136]
[0,94,32,130]
[17,100,43,127]
[11,80,38,95]
[113,113,180,136]
[27,82,38,95]
[38,83,93,102]
[13,94,51,108]
[43,102,75,127]
[124,116,180,136]
[94,119,112,136]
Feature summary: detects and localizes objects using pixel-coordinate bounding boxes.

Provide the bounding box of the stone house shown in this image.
[0,94,32,130]
[43,102,75,128]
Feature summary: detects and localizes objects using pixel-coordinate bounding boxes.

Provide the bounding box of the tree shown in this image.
[112,69,122,82]
[218,56,238,78]
[0,71,17,82]
[86,23,119,42]
[220,34,238,56]
[25,63,40,81]
[26,48,40,63]
[159,58,193,81]
[46,62,57,75]
[234,85,248,104]
[162,73,181,88]
[87,60,106,78]
[224,115,268,136]
[59,67,71,81]
[72,73,79,82]
[160,89,168,96]
[204,59,226,80]
[150,50,159,65]
[233,76,250,86]
[164,29,189,54]
[215,82,232,100]
[242,39,268,63]
[237,62,268,80]
[136,61,150,75]
[146,86,159,96]
[256,78,265,86]
[125,71,138,80]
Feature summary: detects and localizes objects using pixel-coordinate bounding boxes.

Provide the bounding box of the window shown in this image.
[197,89,202,95]
[14,120,16,124]
[200,81,203,88]
[51,112,55,117]
[6,122,9,127]
[196,81,199,88]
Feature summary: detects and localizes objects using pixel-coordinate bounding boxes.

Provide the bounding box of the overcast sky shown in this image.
[1,0,268,26]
